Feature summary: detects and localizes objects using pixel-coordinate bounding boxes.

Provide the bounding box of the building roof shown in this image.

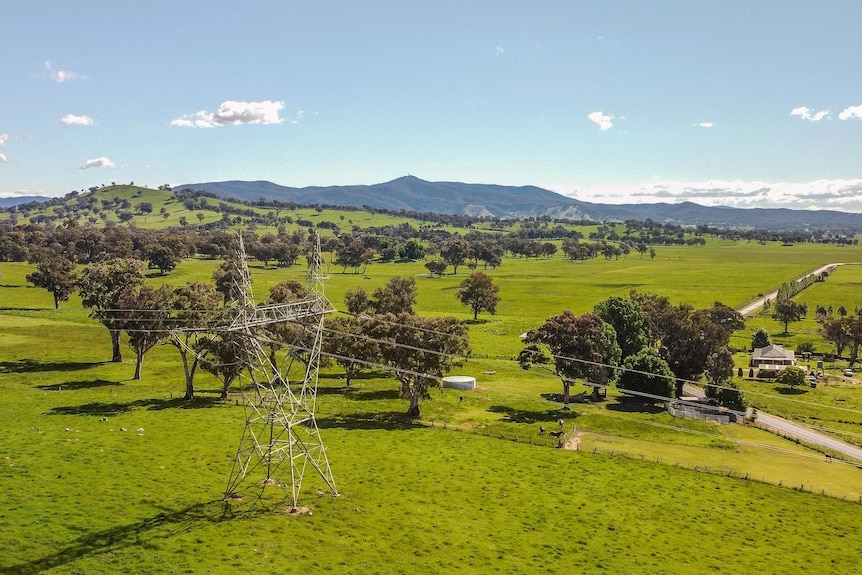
[752,344,795,361]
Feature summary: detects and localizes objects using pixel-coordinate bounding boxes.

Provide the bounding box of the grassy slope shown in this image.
[2,194,862,572]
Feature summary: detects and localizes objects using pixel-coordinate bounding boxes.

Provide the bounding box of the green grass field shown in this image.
[2,220,862,573]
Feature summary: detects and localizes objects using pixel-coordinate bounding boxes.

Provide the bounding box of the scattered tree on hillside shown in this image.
[26,249,77,309]
[323,315,381,387]
[440,235,470,274]
[334,239,374,274]
[372,313,469,417]
[821,316,851,357]
[116,284,172,379]
[703,347,746,411]
[773,299,805,334]
[521,311,621,407]
[631,292,741,396]
[371,276,417,315]
[263,280,308,367]
[593,296,650,360]
[457,272,500,320]
[616,348,674,403]
[344,287,371,315]
[198,331,251,398]
[77,258,146,362]
[424,259,448,277]
[212,253,246,304]
[776,366,806,389]
[751,328,771,350]
[166,282,221,399]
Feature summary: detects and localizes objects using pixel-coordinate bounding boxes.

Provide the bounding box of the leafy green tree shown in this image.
[593,296,650,360]
[26,250,77,309]
[344,287,371,314]
[773,299,804,334]
[372,313,469,417]
[77,258,146,361]
[776,366,806,389]
[116,284,172,380]
[522,311,621,407]
[751,328,771,350]
[399,239,425,261]
[371,277,417,315]
[212,254,246,304]
[323,315,381,387]
[145,243,180,275]
[166,282,221,399]
[457,272,500,320]
[631,292,739,396]
[820,316,849,357]
[617,348,674,403]
[335,239,374,273]
[703,347,746,410]
[198,331,251,398]
[440,235,470,274]
[424,260,448,277]
[263,280,308,367]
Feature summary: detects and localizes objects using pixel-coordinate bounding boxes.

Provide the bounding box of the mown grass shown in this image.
[2,227,862,573]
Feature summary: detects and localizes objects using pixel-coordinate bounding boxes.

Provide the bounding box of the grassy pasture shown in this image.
[2,228,862,572]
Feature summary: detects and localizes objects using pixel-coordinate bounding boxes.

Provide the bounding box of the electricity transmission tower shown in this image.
[220,233,337,507]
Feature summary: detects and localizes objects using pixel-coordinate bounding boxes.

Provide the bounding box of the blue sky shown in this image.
[2,0,862,210]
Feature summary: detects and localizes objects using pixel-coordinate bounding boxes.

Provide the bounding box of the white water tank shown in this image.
[442,375,476,391]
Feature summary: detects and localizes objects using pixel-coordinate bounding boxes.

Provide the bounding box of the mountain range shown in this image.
[176,176,862,231]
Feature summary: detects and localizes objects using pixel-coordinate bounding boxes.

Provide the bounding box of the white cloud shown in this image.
[839,104,862,120]
[60,114,94,126]
[290,109,305,124]
[698,122,714,128]
[81,156,116,169]
[588,111,614,131]
[545,178,862,212]
[790,106,829,122]
[495,45,504,56]
[43,61,86,83]
[0,133,7,162]
[170,100,284,128]
[0,153,6,163]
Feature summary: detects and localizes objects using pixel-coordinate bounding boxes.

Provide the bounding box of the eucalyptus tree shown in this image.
[520,311,621,407]
[77,258,146,362]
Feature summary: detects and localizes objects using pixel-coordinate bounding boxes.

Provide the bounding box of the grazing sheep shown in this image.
[539,426,546,435]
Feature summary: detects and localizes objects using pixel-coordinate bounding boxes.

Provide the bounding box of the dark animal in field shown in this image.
[539,426,546,435]
[548,430,564,439]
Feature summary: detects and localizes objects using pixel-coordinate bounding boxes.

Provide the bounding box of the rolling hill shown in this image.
[177,176,862,231]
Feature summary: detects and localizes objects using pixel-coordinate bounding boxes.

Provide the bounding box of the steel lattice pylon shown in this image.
[222,233,337,507]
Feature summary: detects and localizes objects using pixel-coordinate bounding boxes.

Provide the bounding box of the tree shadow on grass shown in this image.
[343,387,400,401]
[0,359,103,374]
[0,499,265,575]
[316,411,419,431]
[487,405,578,424]
[36,379,121,391]
[605,400,667,414]
[775,386,809,395]
[48,397,225,417]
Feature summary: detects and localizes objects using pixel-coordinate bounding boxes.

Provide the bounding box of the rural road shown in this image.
[754,412,862,462]
[736,263,843,316]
